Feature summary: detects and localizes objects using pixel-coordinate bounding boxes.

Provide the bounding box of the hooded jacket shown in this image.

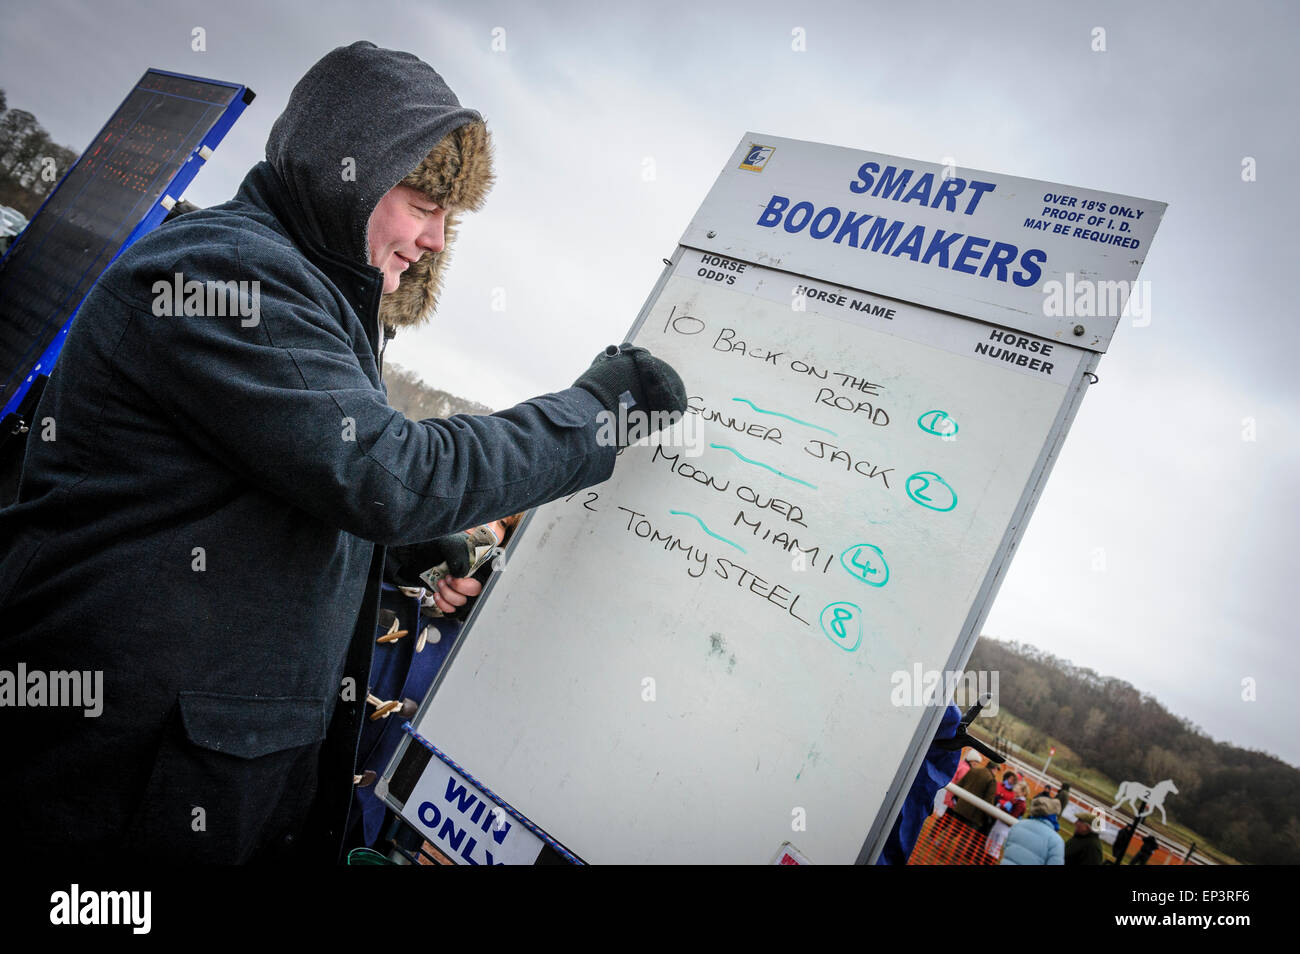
[0,41,615,863]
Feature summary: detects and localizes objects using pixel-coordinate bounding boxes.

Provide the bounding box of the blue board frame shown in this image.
[0,67,253,421]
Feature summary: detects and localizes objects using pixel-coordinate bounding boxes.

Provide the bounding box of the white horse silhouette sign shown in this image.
[1112,779,1179,824]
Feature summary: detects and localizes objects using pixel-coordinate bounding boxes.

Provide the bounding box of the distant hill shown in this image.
[383,362,493,419]
[967,637,1300,864]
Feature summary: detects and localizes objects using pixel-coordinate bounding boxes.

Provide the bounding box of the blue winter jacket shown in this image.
[876,703,962,865]
[999,816,1065,865]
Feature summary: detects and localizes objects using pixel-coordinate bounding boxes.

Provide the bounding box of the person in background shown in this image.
[982,779,1024,863]
[1054,782,1072,817]
[1130,834,1159,866]
[1109,822,1137,864]
[994,769,1018,808]
[349,515,518,855]
[1064,810,1104,865]
[999,796,1064,866]
[936,749,981,815]
[953,750,981,793]
[950,755,998,835]
[1012,780,1029,818]
[928,747,982,847]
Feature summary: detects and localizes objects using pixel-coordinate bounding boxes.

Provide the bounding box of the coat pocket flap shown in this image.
[178,691,327,760]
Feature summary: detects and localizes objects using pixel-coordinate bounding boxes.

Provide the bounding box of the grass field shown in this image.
[966,706,1238,865]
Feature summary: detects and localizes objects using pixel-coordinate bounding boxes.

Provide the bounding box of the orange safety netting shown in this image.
[908,810,1003,865]
[909,811,1197,865]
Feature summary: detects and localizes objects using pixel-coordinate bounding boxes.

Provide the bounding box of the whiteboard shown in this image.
[384,247,1087,864]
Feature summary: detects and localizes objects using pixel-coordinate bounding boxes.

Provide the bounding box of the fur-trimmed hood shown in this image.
[264,40,494,336]
[380,119,494,334]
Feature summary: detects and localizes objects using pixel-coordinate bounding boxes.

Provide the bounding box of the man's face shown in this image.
[367,183,447,293]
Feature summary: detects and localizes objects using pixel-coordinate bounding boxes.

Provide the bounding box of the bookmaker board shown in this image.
[380,133,1165,864]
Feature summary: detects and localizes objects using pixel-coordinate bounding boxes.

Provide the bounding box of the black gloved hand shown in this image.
[386,533,474,589]
[573,344,687,421]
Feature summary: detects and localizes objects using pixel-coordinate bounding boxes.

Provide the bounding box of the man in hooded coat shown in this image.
[0,41,684,864]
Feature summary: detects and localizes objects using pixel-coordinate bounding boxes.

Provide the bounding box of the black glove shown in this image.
[386,533,474,589]
[573,344,687,421]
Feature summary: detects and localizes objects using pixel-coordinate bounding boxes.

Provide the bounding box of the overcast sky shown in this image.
[3,0,1296,767]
